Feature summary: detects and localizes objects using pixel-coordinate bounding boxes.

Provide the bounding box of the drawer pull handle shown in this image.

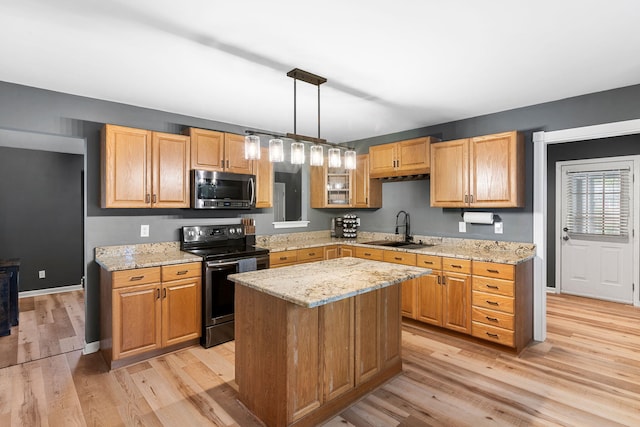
[130,275,144,281]
[486,316,499,322]
[486,332,499,338]
[486,284,499,289]
[423,261,434,265]
[394,257,402,261]
[308,252,316,256]
[486,300,499,306]
[487,269,500,274]
[280,256,288,260]
[364,252,372,256]
[156,288,160,299]
[451,264,462,268]
[163,288,167,298]
[176,270,188,275]
[437,275,441,285]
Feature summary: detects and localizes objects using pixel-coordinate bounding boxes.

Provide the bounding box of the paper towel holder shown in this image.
[461,211,495,224]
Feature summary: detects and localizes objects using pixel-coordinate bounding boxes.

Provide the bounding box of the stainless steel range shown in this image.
[180,224,269,348]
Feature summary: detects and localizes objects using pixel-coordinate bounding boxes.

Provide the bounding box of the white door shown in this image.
[274,182,286,222]
[559,160,634,303]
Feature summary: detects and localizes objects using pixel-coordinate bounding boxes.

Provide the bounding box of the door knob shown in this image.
[563,227,569,232]
[563,235,569,241]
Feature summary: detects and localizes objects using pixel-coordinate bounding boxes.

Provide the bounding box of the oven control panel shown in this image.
[182,224,245,244]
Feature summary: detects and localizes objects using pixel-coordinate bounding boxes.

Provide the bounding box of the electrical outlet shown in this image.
[140,224,149,237]
[458,221,466,233]
[494,221,504,234]
[38,270,46,279]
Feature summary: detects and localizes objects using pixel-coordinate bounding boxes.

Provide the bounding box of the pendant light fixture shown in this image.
[310,145,324,166]
[244,135,261,160]
[344,149,357,170]
[328,148,341,168]
[269,138,284,162]
[291,142,305,164]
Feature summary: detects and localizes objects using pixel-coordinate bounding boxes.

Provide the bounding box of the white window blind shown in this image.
[565,168,630,238]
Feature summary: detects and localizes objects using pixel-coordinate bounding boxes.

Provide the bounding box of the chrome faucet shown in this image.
[395,210,411,242]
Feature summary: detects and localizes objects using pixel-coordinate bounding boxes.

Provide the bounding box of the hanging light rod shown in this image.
[286,68,327,145]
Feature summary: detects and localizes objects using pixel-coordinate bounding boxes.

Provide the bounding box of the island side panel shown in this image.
[381,285,402,369]
[321,297,355,402]
[236,284,289,427]
[355,290,381,384]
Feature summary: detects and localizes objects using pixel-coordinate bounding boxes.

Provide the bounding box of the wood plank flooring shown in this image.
[1,293,639,426]
[0,290,85,369]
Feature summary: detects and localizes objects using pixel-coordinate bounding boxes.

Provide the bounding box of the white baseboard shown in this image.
[18,284,83,298]
[83,340,100,355]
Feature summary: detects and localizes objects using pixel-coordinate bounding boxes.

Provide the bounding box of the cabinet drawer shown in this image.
[472,306,514,330]
[472,322,514,347]
[270,250,298,267]
[472,291,514,314]
[442,257,471,274]
[472,276,514,297]
[297,248,324,262]
[355,247,384,261]
[473,261,514,280]
[162,262,201,281]
[416,254,442,270]
[112,267,161,288]
[383,251,417,266]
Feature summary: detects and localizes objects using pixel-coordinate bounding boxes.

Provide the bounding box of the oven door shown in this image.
[203,255,269,327]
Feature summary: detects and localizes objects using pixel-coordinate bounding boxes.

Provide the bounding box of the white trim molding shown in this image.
[273,220,310,229]
[19,284,83,298]
[83,341,100,355]
[533,118,640,342]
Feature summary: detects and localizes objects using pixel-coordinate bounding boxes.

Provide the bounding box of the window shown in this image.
[565,168,630,238]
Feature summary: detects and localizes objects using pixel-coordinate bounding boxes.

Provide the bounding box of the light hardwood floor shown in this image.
[1,293,639,426]
[0,290,85,369]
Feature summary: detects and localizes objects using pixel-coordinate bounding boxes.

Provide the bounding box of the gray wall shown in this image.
[1,80,640,345]
[349,84,640,246]
[0,147,83,291]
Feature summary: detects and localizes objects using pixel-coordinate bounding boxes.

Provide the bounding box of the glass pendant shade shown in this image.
[344,150,357,170]
[291,142,305,165]
[328,148,341,168]
[310,145,324,166]
[269,138,284,162]
[244,135,261,160]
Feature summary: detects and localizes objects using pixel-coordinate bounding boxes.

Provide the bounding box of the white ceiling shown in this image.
[1,0,639,143]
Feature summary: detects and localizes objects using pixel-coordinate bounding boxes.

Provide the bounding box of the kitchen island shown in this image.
[229,257,431,427]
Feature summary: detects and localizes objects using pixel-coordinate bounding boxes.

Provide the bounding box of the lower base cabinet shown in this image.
[100,262,201,369]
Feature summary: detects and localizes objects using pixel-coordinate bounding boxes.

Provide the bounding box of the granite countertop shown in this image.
[95,242,202,272]
[229,257,431,308]
[258,233,536,265]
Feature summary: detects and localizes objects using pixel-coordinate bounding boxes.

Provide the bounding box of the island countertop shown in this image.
[228,256,431,308]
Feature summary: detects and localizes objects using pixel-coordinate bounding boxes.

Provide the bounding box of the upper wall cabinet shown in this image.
[430,131,525,208]
[101,124,190,208]
[187,128,253,175]
[368,136,437,178]
[354,154,382,208]
[254,147,273,208]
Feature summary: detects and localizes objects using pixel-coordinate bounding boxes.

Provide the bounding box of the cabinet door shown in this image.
[340,246,355,257]
[442,272,471,334]
[380,285,401,369]
[161,277,201,347]
[400,278,417,319]
[397,137,431,175]
[102,124,152,208]
[113,283,161,359]
[469,131,524,207]
[254,147,273,208]
[369,143,397,178]
[354,290,380,385]
[354,154,382,208]
[321,297,354,401]
[224,133,253,174]
[324,245,340,260]
[310,164,328,208]
[189,128,225,171]
[416,271,443,326]
[430,139,469,207]
[152,132,190,208]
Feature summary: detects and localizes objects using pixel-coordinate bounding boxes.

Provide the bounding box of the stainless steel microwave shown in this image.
[191,170,255,209]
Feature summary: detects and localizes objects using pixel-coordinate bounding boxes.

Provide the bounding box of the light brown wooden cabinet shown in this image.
[369,137,436,178]
[471,260,533,352]
[186,128,253,174]
[100,262,201,369]
[353,154,382,208]
[269,247,324,268]
[254,147,273,208]
[101,124,190,208]
[324,245,340,260]
[430,131,525,208]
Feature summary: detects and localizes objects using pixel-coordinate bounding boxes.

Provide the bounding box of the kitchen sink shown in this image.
[361,240,437,249]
